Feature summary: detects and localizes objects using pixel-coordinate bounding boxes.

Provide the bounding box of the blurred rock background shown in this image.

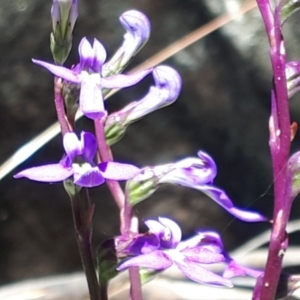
[0,0,300,284]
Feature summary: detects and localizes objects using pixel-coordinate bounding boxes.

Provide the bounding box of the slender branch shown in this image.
[69,187,101,300]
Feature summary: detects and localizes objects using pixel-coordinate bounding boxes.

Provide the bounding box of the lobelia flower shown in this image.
[33,37,152,120]
[105,65,181,145]
[117,217,233,287]
[103,10,151,76]
[126,151,267,222]
[14,131,140,188]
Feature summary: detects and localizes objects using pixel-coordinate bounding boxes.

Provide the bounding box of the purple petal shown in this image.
[144,219,166,238]
[68,0,78,32]
[124,66,181,123]
[229,206,267,222]
[63,132,82,160]
[177,231,224,253]
[117,250,172,270]
[120,10,151,51]
[98,162,140,180]
[123,234,160,255]
[81,132,97,162]
[73,167,105,187]
[158,217,182,248]
[14,164,73,182]
[182,247,225,264]
[51,1,60,30]
[92,39,107,73]
[159,156,217,187]
[78,37,94,70]
[101,69,152,89]
[79,73,106,120]
[175,261,233,287]
[223,260,263,279]
[199,185,267,222]
[32,59,81,83]
[152,65,181,104]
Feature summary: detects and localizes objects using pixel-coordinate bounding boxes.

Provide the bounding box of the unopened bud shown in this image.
[50,0,78,64]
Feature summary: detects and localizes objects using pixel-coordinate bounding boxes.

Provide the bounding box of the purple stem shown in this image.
[255,1,292,299]
[94,117,143,300]
[54,77,71,135]
[94,118,125,210]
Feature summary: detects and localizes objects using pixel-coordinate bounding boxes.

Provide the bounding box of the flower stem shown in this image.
[69,187,101,300]
[255,1,292,299]
[54,77,71,135]
[94,118,125,209]
[94,117,143,300]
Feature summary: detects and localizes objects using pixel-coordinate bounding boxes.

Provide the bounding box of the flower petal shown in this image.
[81,131,97,162]
[182,247,225,264]
[73,167,105,187]
[79,73,106,120]
[98,162,140,180]
[101,69,152,89]
[63,132,82,160]
[119,10,150,54]
[78,37,94,70]
[159,152,217,187]
[223,260,263,279]
[144,219,165,238]
[92,39,107,73]
[32,59,81,83]
[175,261,233,287]
[158,217,182,248]
[14,164,73,182]
[152,65,181,104]
[199,185,267,222]
[117,250,172,270]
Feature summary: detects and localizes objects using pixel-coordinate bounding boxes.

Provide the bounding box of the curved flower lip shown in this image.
[158,151,217,186]
[120,10,151,46]
[152,65,182,104]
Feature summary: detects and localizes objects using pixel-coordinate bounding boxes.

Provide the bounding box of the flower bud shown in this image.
[280,0,300,24]
[50,0,78,64]
[125,168,160,205]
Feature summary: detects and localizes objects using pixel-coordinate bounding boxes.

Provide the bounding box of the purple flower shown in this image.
[128,151,266,222]
[105,65,181,145]
[33,37,152,119]
[103,10,151,76]
[14,131,140,187]
[117,217,232,287]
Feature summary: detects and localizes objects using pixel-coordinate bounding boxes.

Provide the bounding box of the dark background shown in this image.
[0,0,300,284]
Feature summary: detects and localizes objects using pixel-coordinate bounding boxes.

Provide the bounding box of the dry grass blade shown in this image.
[0,0,257,180]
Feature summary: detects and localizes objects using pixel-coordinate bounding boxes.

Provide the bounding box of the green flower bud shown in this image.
[125,168,159,206]
[50,0,78,64]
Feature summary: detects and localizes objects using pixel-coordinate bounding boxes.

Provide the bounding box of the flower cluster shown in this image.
[13,3,270,298]
[116,217,262,286]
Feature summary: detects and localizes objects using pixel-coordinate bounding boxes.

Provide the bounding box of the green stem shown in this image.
[69,187,101,300]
